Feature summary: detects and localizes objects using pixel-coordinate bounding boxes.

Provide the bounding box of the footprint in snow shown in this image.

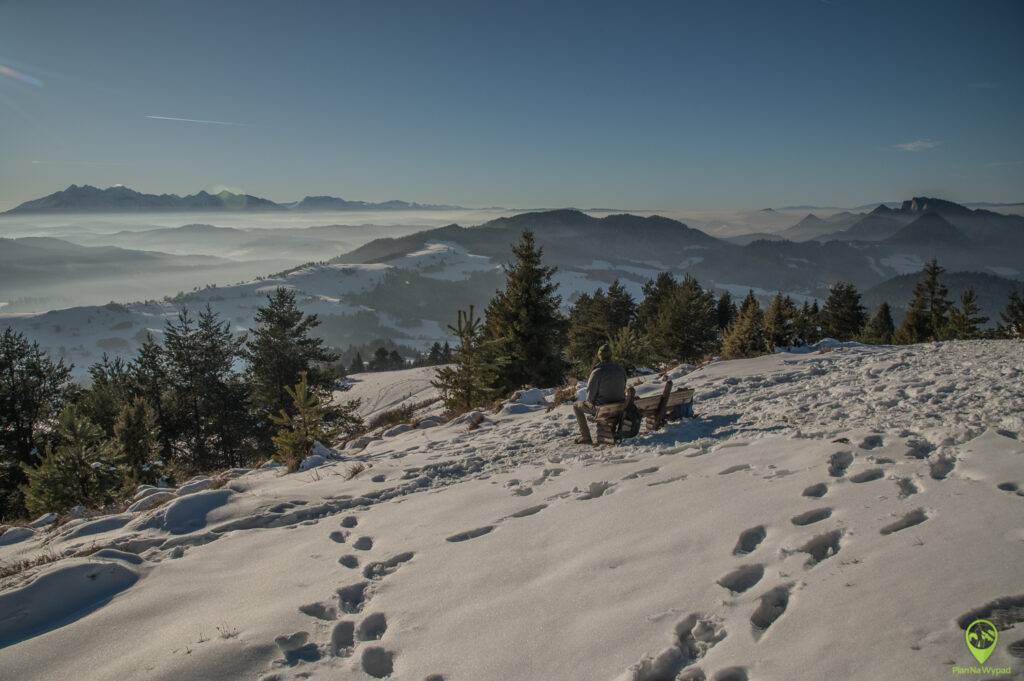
[622,466,659,480]
[352,536,373,550]
[849,468,884,483]
[750,584,792,639]
[329,530,348,543]
[446,526,494,543]
[361,646,395,678]
[298,601,337,620]
[802,482,828,498]
[356,612,388,641]
[718,464,750,476]
[619,613,726,680]
[880,508,928,535]
[363,552,414,579]
[576,481,615,500]
[508,504,547,518]
[733,525,766,556]
[790,507,832,526]
[340,515,358,528]
[339,554,359,568]
[717,564,764,594]
[827,451,854,477]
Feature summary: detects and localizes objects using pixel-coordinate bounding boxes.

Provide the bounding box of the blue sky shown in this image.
[1,0,1021,210]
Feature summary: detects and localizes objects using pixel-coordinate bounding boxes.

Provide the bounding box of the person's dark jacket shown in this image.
[586,361,627,405]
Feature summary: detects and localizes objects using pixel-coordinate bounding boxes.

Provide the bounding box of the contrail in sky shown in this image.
[145,115,246,126]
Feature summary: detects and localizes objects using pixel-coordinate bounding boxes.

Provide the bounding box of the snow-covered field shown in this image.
[1,341,1022,681]
[339,367,442,422]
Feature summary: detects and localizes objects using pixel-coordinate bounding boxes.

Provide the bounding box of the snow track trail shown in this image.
[1,341,1022,681]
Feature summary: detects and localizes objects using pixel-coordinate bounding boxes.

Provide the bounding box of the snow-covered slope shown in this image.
[339,367,442,421]
[1,341,1022,681]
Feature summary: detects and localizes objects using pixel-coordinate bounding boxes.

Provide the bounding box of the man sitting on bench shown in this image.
[573,344,626,444]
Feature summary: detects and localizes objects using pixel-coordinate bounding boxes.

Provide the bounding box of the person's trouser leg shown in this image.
[573,403,594,445]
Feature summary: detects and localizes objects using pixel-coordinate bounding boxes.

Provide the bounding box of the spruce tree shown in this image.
[998,287,1024,339]
[111,397,160,485]
[0,329,74,519]
[647,275,719,363]
[349,352,366,373]
[895,259,951,344]
[162,306,251,471]
[370,347,389,371]
[244,288,338,430]
[433,306,499,413]
[566,280,636,376]
[821,282,867,340]
[388,349,404,370]
[131,333,173,461]
[636,273,679,333]
[944,288,987,340]
[482,231,567,393]
[861,303,895,344]
[763,293,798,348]
[716,292,738,330]
[608,326,654,374]
[721,294,768,359]
[80,354,133,437]
[21,406,103,516]
[270,373,341,473]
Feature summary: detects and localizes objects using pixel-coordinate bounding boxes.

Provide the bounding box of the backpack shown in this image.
[617,400,642,440]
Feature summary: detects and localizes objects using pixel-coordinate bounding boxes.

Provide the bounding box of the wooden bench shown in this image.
[577,380,695,445]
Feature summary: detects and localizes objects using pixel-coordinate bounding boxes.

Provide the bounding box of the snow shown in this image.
[337,366,442,421]
[0,341,1022,681]
[384,241,499,281]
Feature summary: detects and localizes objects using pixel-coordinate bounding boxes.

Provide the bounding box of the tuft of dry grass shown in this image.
[343,462,367,480]
[547,380,579,412]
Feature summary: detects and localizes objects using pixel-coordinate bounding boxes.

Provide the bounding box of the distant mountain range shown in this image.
[3,196,1021,376]
[2,185,462,214]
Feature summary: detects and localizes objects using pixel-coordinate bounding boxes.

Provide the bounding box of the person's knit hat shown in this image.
[597,344,612,362]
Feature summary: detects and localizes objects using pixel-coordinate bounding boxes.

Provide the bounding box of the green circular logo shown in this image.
[965,618,998,665]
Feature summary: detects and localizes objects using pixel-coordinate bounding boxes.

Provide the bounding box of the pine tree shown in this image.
[482,231,567,393]
[861,303,895,344]
[716,292,738,330]
[21,406,103,516]
[388,349,404,370]
[111,397,160,485]
[244,288,338,430]
[806,300,823,344]
[130,333,173,461]
[721,294,768,359]
[821,282,867,340]
[608,326,654,374]
[79,354,133,437]
[944,288,988,339]
[370,347,390,371]
[895,259,951,344]
[998,287,1024,339]
[763,293,798,348]
[426,342,445,365]
[566,280,636,376]
[793,301,818,346]
[636,273,679,334]
[0,329,74,520]
[647,275,719,363]
[349,352,366,373]
[270,373,341,473]
[162,306,251,471]
[432,306,499,413]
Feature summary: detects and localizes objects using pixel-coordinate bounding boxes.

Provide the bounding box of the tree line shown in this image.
[433,234,1024,412]
[0,289,359,520]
